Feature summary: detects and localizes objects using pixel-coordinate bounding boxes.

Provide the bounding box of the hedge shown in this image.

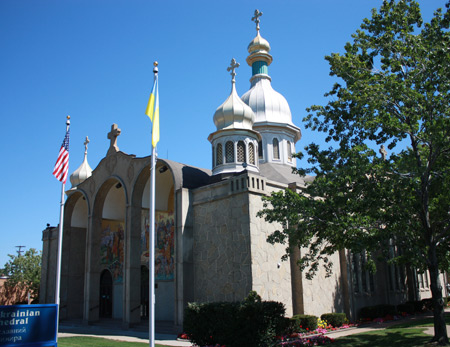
[183,291,288,347]
[290,314,318,331]
[397,303,415,315]
[320,313,348,327]
[359,304,397,320]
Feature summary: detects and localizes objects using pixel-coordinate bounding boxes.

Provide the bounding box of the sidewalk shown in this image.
[58,308,450,346]
[59,320,191,346]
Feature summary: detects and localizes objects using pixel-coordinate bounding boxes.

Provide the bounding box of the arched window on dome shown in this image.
[249,143,255,165]
[258,140,263,159]
[216,143,223,166]
[287,141,292,161]
[226,141,234,163]
[273,138,280,160]
[237,141,246,163]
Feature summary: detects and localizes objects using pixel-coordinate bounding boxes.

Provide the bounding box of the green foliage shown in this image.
[1,248,41,301]
[405,300,425,313]
[183,291,287,347]
[396,303,415,315]
[290,314,318,331]
[258,0,450,342]
[359,304,397,320]
[320,313,348,327]
[421,298,433,311]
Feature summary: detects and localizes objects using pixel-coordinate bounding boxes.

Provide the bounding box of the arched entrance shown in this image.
[99,270,113,318]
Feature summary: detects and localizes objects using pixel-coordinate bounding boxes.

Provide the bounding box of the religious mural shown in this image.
[100,219,125,283]
[141,210,175,281]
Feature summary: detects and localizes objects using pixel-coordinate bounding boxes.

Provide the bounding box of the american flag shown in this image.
[53,129,70,183]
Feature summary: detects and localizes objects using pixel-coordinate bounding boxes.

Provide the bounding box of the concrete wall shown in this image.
[192,178,252,303]
[248,191,293,316]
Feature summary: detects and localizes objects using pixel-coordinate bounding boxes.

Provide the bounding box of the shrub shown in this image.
[320,313,348,327]
[183,301,238,346]
[421,298,433,311]
[405,300,425,312]
[359,304,397,320]
[183,291,287,347]
[397,303,415,315]
[290,314,318,331]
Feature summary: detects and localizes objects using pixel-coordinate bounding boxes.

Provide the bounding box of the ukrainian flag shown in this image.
[145,76,160,147]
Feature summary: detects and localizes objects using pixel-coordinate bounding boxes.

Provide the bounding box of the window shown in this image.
[237,141,245,162]
[249,143,255,165]
[352,253,360,293]
[216,143,223,165]
[352,251,375,293]
[258,140,263,159]
[287,141,292,161]
[226,141,234,163]
[273,138,280,160]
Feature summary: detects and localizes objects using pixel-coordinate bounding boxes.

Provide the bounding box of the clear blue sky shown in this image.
[0,0,445,267]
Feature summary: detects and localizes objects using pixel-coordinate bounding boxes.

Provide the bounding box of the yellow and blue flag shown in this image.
[145,76,159,147]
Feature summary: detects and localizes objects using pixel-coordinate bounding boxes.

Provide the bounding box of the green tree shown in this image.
[258,1,450,344]
[1,248,42,303]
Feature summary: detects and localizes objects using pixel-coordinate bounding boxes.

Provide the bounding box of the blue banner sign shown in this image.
[0,304,57,346]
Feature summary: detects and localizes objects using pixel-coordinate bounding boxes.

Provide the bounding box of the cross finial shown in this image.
[107,124,121,156]
[252,9,263,32]
[84,136,90,154]
[227,58,240,83]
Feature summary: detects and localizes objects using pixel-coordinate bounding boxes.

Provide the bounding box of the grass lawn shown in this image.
[333,313,450,347]
[332,327,432,346]
[385,313,450,329]
[58,336,179,347]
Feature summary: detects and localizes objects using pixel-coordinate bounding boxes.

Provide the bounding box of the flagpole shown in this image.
[149,63,158,347]
[55,115,70,340]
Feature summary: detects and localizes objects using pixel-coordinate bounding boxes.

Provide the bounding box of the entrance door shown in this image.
[99,270,113,318]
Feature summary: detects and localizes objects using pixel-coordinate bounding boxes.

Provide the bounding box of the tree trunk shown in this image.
[428,244,449,345]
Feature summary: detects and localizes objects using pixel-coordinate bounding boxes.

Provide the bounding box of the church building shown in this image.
[40,10,441,329]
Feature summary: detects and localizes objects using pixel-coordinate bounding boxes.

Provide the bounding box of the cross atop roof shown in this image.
[252,9,263,32]
[227,58,240,83]
[107,124,121,156]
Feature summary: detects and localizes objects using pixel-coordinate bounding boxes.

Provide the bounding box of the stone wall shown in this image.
[301,250,343,317]
[248,192,293,316]
[192,181,252,303]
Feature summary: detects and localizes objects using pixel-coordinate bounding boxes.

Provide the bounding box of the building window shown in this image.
[418,272,425,289]
[216,143,223,165]
[226,141,234,163]
[287,141,292,161]
[249,143,255,165]
[352,251,375,293]
[258,140,263,159]
[273,138,280,160]
[352,253,360,293]
[388,243,407,291]
[237,141,246,162]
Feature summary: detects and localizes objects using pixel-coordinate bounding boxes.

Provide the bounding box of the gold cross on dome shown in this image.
[252,9,263,32]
